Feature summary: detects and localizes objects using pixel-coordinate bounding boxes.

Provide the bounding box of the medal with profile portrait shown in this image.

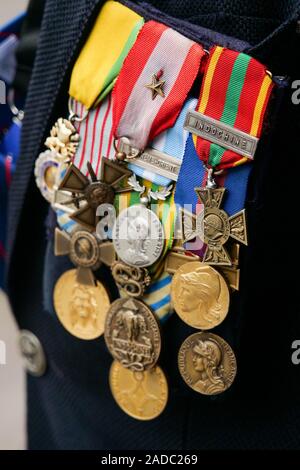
[178,332,237,396]
[171,261,230,330]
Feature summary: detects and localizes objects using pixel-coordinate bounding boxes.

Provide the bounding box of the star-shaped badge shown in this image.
[145,72,165,100]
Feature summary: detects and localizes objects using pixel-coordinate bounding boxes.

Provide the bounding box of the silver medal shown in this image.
[112,204,164,268]
[34,150,60,203]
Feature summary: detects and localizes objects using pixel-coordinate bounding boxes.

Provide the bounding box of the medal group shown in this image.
[34,2,275,420]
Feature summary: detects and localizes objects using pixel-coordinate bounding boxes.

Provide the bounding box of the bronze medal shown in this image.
[53,269,110,340]
[55,227,116,269]
[181,187,247,266]
[109,361,168,420]
[171,261,230,330]
[178,332,237,396]
[104,298,161,372]
[57,159,132,231]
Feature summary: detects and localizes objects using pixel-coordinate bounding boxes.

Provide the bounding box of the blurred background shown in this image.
[0,0,29,450]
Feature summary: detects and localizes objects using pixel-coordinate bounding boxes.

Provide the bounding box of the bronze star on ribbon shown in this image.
[145,72,165,100]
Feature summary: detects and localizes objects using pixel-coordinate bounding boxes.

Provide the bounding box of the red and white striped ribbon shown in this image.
[112,21,205,150]
[73,95,115,177]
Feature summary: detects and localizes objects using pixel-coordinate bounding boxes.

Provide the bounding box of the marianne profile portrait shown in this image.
[192,338,226,395]
[178,265,226,328]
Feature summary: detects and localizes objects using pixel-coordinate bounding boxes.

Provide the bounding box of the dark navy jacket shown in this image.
[6,0,300,449]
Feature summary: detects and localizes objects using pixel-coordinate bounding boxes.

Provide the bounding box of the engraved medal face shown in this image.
[109,361,168,420]
[69,231,100,269]
[112,205,164,268]
[171,261,230,330]
[34,150,60,203]
[178,332,237,396]
[53,269,110,340]
[182,187,247,266]
[104,298,161,372]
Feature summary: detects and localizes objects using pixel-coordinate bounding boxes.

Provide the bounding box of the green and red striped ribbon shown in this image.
[193,46,274,170]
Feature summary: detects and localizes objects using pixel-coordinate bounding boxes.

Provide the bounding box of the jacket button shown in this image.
[19,330,47,377]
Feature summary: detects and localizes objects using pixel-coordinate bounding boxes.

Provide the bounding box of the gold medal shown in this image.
[178,332,237,396]
[109,361,168,420]
[53,269,110,340]
[104,298,161,372]
[171,261,230,330]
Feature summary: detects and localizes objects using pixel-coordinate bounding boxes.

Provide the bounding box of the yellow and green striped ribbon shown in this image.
[69,1,144,109]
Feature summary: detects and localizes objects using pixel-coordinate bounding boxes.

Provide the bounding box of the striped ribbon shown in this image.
[120,271,173,323]
[69,1,144,109]
[72,95,198,185]
[112,20,204,149]
[128,97,197,186]
[193,46,274,170]
[72,95,115,175]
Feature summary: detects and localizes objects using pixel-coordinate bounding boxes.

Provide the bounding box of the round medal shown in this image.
[171,261,230,330]
[53,269,110,340]
[112,204,164,268]
[69,230,101,270]
[109,361,168,420]
[178,332,237,396]
[34,150,60,203]
[104,298,161,371]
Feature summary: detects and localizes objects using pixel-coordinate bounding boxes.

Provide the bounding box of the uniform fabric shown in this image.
[6,0,300,450]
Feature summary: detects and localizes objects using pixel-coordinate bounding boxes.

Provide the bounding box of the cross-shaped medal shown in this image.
[55,227,116,285]
[181,187,247,266]
[57,159,132,231]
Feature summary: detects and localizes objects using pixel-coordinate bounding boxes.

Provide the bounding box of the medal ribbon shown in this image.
[69,1,144,109]
[112,20,205,149]
[193,46,274,170]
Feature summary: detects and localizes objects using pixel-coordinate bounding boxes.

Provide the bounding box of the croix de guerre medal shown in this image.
[57,159,131,231]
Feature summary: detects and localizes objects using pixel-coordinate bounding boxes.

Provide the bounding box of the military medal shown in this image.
[54,227,115,285]
[57,159,131,231]
[178,332,237,396]
[171,261,230,330]
[34,150,60,203]
[53,269,110,340]
[181,184,247,266]
[112,174,172,268]
[105,298,161,372]
[44,116,80,161]
[172,46,274,395]
[109,361,168,420]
